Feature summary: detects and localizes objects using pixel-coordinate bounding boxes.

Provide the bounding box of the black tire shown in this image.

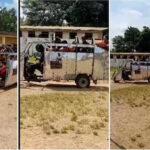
[75,75,90,88]
[113,79,120,83]
[148,77,150,83]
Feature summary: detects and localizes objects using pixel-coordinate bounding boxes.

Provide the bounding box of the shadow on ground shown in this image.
[21,81,108,92]
[0,84,17,93]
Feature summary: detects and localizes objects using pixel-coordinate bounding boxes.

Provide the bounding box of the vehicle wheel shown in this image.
[114,80,119,83]
[148,77,150,83]
[76,75,90,88]
[113,77,120,83]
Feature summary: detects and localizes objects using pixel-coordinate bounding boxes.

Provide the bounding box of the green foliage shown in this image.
[137,26,150,52]
[112,26,150,53]
[112,35,126,52]
[21,0,108,27]
[0,7,17,32]
[124,27,140,51]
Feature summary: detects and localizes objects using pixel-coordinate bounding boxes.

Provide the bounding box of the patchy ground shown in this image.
[20,81,109,149]
[111,81,150,149]
[0,86,17,149]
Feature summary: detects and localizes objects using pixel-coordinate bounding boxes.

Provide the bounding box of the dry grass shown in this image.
[21,91,108,136]
[111,85,150,107]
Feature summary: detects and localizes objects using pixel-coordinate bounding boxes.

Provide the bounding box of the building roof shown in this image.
[0,31,17,36]
[20,26,108,32]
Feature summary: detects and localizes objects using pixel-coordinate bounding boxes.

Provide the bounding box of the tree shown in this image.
[0,7,17,32]
[137,27,150,52]
[64,1,104,27]
[112,36,126,52]
[21,0,108,27]
[124,26,140,51]
[112,26,150,53]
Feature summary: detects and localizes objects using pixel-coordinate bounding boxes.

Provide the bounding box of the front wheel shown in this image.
[75,75,90,88]
[113,79,120,83]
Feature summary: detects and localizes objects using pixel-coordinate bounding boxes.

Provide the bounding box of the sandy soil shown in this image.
[0,86,17,149]
[20,81,109,149]
[111,81,150,149]
[21,126,108,149]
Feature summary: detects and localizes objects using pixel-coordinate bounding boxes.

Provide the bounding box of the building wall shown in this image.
[0,37,2,44]
[0,34,17,45]
[5,37,17,45]
[21,30,103,42]
[20,30,103,52]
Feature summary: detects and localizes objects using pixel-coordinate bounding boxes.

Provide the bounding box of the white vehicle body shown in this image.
[112,60,150,82]
[0,53,17,87]
[22,42,108,87]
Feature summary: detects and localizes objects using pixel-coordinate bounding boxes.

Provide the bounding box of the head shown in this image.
[36,44,44,53]
[2,44,5,49]
[82,36,86,42]
[103,35,108,44]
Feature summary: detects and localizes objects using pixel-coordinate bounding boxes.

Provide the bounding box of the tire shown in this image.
[113,79,120,83]
[112,76,119,83]
[148,77,150,83]
[76,75,90,88]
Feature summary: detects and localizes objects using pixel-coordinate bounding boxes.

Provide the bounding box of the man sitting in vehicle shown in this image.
[0,45,6,53]
[81,36,91,52]
[24,44,44,80]
[0,61,7,81]
[96,35,109,51]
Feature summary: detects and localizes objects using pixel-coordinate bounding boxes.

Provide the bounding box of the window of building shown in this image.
[116,55,120,59]
[39,32,49,38]
[122,55,127,59]
[28,31,35,37]
[69,32,77,39]
[85,33,93,39]
[55,32,63,38]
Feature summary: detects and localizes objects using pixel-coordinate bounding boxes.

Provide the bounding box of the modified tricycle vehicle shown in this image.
[112,60,150,83]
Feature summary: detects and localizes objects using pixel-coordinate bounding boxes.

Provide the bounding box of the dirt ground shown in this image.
[111,80,150,149]
[0,86,17,149]
[20,80,109,149]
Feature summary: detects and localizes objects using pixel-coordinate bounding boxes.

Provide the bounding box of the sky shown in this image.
[0,0,17,10]
[110,0,150,48]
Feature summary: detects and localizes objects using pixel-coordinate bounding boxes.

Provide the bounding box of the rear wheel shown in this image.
[148,77,150,83]
[75,75,90,88]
